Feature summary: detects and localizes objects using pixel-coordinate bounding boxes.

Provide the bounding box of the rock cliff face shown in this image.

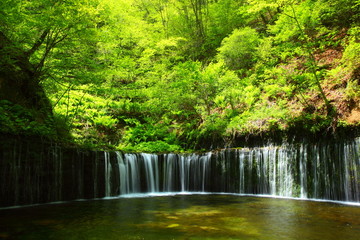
[1,136,359,208]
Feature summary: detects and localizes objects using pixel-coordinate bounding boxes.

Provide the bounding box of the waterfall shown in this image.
[141,153,159,193]
[116,152,127,194]
[1,137,359,207]
[104,152,111,197]
[299,144,308,198]
[101,139,360,202]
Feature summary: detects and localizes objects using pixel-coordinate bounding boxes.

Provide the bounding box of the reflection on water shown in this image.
[0,194,359,240]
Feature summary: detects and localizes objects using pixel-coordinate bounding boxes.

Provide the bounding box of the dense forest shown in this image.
[0,0,359,152]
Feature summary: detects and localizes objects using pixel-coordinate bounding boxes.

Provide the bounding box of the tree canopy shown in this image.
[1,0,359,151]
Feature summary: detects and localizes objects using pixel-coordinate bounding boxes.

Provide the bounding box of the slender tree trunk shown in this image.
[287,5,334,116]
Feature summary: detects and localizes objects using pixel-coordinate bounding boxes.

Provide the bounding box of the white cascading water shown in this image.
[141,153,159,193]
[299,144,308,198]
[124,153,140,193]
[116,152,127,194]
[103,138,360,202]
[1,138,359,208]
[104,152,111,197]
[239,151,245,193]
[163,153,176,192]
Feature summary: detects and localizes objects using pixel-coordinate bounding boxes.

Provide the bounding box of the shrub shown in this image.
[217,27,260,70]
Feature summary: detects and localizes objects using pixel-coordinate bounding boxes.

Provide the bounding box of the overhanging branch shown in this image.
[25,29,50,59]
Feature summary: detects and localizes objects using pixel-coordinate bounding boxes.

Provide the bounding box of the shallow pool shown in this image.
[0,194,359,239]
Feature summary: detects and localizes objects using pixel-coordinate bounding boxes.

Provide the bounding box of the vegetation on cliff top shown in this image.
[0,0,359,152]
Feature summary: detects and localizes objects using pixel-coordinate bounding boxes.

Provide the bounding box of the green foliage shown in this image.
[227,104,289,135]
[206,0,246,53]
[288,113,333,133]
[329,26,360,101]
[269,0,327,42]
[320,0,360,27]
[121,141,182,153]
[217,27,260,70]
[2,0,359,152]
[346,80,360,100]
[341,27,360,69]
[0,100,58,137]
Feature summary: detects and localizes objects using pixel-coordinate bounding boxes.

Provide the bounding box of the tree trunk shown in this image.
[0,31,52,116]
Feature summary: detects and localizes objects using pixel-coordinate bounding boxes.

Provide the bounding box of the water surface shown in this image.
[0,194,359,239]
